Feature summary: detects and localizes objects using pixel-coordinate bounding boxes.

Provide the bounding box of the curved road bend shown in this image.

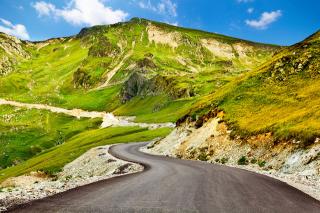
[9,142,320,213]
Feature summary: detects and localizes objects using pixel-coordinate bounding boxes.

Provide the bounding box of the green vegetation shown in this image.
[250,158,257,164]
[197,152,208,161]
[210,31,320,145]
[237,156,249,165]
[114,95,196,123]
[220,157,229,164]
[1,18,318,182]
[0,18,277,122]
[258,160,266,167]
[0,126,171,182]
[0,105,101,169]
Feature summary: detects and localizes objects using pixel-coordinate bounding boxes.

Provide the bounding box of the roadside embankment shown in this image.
[143,113,320,200]
[0,145,143,211]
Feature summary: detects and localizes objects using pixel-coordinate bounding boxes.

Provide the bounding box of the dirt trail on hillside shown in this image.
[0,98,174,129]
[95,51,133,90]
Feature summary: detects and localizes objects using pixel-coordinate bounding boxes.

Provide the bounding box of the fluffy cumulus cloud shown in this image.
[0,18,30,40]
[32,0,128,26]
[32,1,56,17]
[138,0,177,17]
[245,10,282,29]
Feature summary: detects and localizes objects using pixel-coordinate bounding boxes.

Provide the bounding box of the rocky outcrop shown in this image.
[147,23,181,48]
[0,55,13,75]
[136,57,157,71]
[269,31,320,81]
[0,33,31,75]
[88,36,120,58]
[73,68,91,89]
[121,72,148,102]
[121,72,193,102]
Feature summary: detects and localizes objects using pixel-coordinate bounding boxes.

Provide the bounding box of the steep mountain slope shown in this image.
[211,30,320,144]
[0,18,278,122]
[146,31,320,200]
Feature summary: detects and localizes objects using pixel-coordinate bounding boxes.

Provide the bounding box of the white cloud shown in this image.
[161,0,177,17]
[32,0,128,26]
[247,8,254,14]
[138,0,156,11]
[32,1,56,17]
[245,10,282,29]
[0,18,30,40]
[138,0,177,17]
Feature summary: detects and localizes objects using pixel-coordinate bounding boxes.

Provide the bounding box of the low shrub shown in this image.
[258,160,266,167]
[220,157,228,164]
[238,156,248,165]
[250,158,257,164]
[198,153,207,161]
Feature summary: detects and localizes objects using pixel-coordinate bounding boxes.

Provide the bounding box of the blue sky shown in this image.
[0,0,318,45]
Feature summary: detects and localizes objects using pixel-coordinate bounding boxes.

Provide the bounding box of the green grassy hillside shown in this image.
[0,105,101,169]
[1,18,295,181]
[0,18,278,122]
[193,31,320,145]
[0,126,171,182]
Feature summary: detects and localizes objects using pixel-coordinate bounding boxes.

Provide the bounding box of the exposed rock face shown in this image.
[0,56,13,75]
[0,33,31,75]
[121,72,148,102]
[121,72,193,102]
[201,38,272,65]
[88,36,120,58]
[269,31,320,81]
[0,33,29,57]
[73,68,91,89]
[136,57,157,70]
[201,39,234,59]
[147,24,181,48]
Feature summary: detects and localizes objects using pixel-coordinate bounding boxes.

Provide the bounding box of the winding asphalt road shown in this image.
[9,142,320,213]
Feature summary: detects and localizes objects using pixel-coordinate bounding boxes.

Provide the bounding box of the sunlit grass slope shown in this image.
[0,18,278,122]
[0,105,101,169]
[191,31,320,145]
[0,126,171,182]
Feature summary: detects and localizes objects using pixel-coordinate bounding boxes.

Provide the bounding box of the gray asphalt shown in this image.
[9,142,320,213]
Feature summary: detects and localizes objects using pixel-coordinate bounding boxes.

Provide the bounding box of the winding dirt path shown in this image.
[0,98,174,129]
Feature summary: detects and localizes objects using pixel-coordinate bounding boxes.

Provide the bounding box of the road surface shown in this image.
[9,142,320,213]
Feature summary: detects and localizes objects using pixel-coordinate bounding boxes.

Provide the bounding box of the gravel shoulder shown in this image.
[0,145,143,211]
